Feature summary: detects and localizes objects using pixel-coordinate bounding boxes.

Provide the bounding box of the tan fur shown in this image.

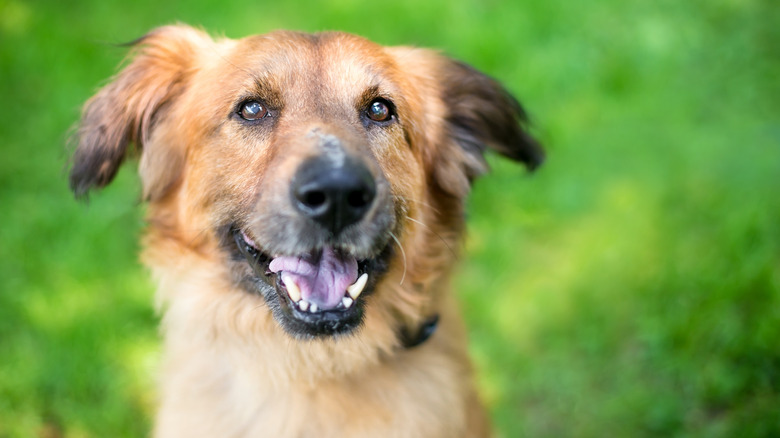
[70,25,542,438]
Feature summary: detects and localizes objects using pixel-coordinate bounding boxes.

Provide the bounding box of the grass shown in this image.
[1,0,778,436]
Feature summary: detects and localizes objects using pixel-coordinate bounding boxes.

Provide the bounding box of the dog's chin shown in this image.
[228,226,393,338]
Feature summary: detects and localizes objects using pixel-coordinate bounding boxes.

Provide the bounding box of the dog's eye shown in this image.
[366,99,393,123]
[239,101,269,121]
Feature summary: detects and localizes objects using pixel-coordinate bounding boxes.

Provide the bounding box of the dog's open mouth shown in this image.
[231,227,391,337]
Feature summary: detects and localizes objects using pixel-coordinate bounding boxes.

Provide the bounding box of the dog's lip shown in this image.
[233,227,273,274]
[232,227,373,319]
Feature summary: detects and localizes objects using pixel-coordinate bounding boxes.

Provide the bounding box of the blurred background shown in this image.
[1,0,778,436]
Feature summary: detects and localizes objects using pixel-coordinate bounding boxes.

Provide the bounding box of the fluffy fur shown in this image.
[70,25,543,437]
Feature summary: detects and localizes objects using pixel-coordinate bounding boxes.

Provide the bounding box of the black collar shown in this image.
[400,315,440,349]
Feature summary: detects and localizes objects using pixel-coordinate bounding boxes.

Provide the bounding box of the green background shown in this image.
[1,0,778,436]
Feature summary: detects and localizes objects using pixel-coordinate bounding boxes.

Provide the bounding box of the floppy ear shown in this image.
[407,53,544,198]
[69,25,209,200]
[441,60,544,171]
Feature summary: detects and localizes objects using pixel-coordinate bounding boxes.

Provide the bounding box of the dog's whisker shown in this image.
[404,215,458,260]
[185,225,213,249]
[210,43,256,78]
[393,194,439,215]
[388,231,407,286]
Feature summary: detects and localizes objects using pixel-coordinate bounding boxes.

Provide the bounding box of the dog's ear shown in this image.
[441,59,544,170]
[392,49,544,198]
[69,25,209,200]
[435,58,544,198]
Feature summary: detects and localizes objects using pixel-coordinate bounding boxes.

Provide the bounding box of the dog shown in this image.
[69,25,543,437]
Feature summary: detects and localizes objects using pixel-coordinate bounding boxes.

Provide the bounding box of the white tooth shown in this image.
[309,303,319,313]
[282,273,301,302]
[347,273,368,299]
[342,296,353,309]
[299,300,309,312]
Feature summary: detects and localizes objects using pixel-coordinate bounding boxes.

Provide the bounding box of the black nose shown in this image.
[292,157,376,235]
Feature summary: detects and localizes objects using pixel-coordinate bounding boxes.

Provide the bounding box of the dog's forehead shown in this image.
[226,31,400,100]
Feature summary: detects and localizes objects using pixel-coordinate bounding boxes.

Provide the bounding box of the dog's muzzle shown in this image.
[228,154,396,338]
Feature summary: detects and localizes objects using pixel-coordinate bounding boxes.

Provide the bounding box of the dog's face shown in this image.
[70,26,542,340]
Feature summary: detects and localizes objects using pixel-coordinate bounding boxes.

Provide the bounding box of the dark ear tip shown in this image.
[524,139,546,172]
[72,191,91,202]
[526,154,545,172]
[68,155,108,200]
[505,131,544,172]
[69,174,92,201]
[68,144,125,199]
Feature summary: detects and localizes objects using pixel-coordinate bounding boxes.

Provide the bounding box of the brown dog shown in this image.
[70,25,543,437]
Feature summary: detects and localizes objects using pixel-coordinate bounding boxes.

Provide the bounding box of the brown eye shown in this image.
[239,101,268,121]
[367,99,393,122]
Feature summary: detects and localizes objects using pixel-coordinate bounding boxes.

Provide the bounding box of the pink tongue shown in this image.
[269,247,358,310]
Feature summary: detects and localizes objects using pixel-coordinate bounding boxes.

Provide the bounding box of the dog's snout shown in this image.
[292,157,376,235]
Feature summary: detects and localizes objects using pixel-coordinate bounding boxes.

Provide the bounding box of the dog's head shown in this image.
[70,25,542,340]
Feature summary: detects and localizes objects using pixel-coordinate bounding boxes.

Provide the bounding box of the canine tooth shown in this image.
[347,273,368,299]
[299,300,310,312]
[281,273,302,302]
[342,296,353,309]
[309,303,319,313]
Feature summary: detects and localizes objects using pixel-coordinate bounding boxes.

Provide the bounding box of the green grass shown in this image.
[1,0,778,436]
